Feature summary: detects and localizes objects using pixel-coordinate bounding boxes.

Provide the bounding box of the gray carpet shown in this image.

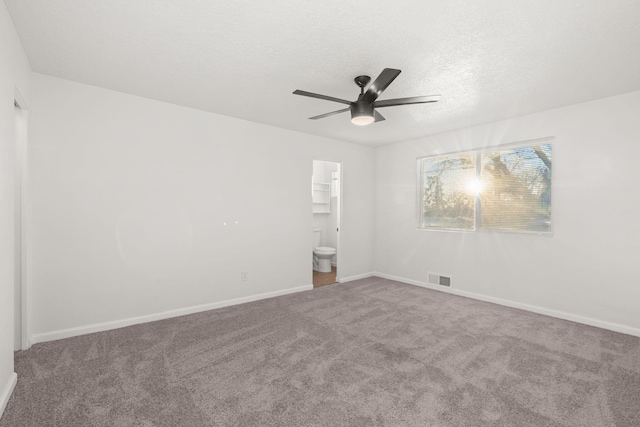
[1,277,639,426]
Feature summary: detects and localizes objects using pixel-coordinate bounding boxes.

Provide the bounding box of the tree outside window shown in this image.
[420,153,476,231]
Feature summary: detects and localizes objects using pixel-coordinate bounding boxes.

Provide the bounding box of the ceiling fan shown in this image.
[293,68,440,126]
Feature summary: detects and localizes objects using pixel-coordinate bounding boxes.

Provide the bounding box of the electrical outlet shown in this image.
[241,271,248,281]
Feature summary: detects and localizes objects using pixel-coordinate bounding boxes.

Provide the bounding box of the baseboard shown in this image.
[338,271,374,283]
[0,372,17,421]
[372,272,425,288]
[373,272,640,338]
[30,285,313,345]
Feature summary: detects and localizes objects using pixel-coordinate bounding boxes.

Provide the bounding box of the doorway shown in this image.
[14,96,28,351]
[312,160,341,288]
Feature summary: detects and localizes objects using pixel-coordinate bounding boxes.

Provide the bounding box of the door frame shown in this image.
[312,159,342,282]
[14,89,29,350]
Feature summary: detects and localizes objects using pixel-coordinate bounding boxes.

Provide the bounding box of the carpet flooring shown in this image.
[1,277,640,426]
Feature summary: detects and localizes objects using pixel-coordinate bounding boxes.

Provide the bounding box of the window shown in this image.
[480,144,552,232]
[419,153,477,231]
[418,139,552,234]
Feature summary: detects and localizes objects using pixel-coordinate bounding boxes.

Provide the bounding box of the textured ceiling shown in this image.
[5,0,640,146]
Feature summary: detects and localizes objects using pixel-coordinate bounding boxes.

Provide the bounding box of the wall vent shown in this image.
[428,272,451,287]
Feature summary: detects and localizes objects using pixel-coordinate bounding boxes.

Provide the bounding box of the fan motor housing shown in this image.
[351,101,374,124]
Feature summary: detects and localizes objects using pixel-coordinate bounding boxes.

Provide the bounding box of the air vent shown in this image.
[427,272,451,287]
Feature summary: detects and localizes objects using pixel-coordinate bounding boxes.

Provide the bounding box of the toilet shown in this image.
[313,227,336,273]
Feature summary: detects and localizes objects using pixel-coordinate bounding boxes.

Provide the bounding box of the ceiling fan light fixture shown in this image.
[350,102,374,126]
[293,68,439,125]
[351,115,375,126]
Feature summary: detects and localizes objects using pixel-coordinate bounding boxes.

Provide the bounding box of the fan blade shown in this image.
[362,68,401,102]
[309,107,350,120]
[374,110,386,122]
[374,95,441,108]
[293,90,352,105]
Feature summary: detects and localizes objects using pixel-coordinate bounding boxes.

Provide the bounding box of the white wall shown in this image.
[375,90,640,334]
[28,74,375,341]
[0,1,31,418]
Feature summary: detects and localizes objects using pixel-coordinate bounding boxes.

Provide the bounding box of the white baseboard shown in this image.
[338,271,374,283]
[0,372,17,421]
[373,272,640,338]
[372,272,425,287]
[30,285,313,345]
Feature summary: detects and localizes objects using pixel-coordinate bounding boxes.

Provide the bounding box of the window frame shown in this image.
[416,137,554,236]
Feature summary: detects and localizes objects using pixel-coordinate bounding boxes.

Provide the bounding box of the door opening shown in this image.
[312,160,341,288]
[14,96,28,351]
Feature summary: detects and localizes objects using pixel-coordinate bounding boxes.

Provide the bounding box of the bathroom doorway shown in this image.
[14,94,29,350]
[312,160,341,288]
